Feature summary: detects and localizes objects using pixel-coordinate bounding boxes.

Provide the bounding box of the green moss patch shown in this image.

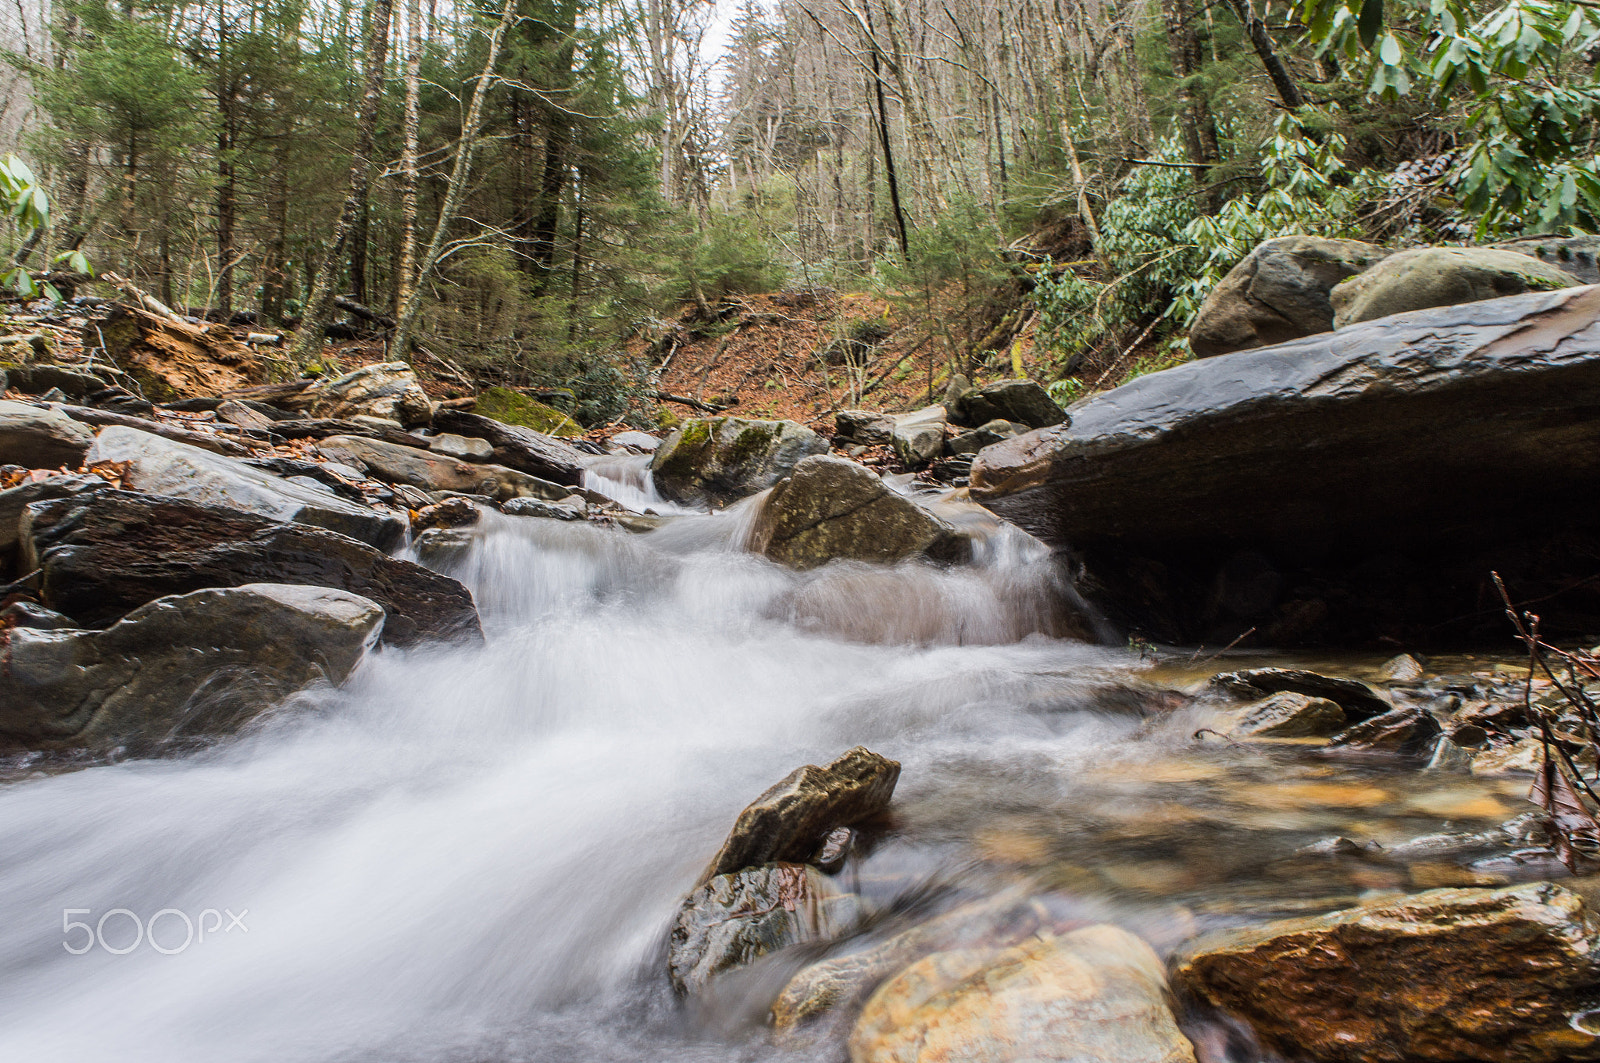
[475,387,583,437]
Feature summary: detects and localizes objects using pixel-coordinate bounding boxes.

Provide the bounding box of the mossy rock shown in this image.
[473,387,583,437]
[649,416,828,507]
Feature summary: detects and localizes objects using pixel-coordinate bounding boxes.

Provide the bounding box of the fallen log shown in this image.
[269,417,433,451]
[333,296,396,329]
[217,378,319,410]
[83,302,263,401]
[431,408,590,485]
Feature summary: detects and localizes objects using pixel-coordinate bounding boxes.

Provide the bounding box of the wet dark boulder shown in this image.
[700,746,900,886]
[0,583,383,753]
[1170,882,1600,1063]
[20,489,481,646]
[748,455,968,570]
[1213,668,1391,721]
[970,286,1600,646]
[431,408,591,487]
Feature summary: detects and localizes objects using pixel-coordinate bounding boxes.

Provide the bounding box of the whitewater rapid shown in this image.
[0,506,1137,1062]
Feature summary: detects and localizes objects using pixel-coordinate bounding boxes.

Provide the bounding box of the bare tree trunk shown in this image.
[389,0,519,360]
[1223,0,1303,110]
[394,0,422,312]
[290,0,396,363]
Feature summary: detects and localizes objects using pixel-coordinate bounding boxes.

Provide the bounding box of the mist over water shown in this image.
[0,496,1527,1062]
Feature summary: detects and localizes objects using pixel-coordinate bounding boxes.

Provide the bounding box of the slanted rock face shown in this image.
[946,419,1027,456]
[950,379,1067,429]
[19,489,481,646]
[668,864,859,995]
[1190,236,1387,357]
[86,425,406,549]
[969,286,1600,645]
[749,455,969,570]
[1332,246,1581,327]
[850,926,1196,1063]
[701,746,900,886]
[0,400,97,469]
[1213,668,1391,721]
[319,435,504,496]
[430,409,591,487]
[308,362,434,427]
[1170,883,1600,1063]
[0,583,383,753]
[650,416,828,507]
[1232,692,1347,738]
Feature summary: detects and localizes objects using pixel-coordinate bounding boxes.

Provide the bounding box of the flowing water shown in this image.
[0,493,1540,1063]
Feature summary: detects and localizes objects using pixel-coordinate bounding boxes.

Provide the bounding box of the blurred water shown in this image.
[0,503,1530,1063]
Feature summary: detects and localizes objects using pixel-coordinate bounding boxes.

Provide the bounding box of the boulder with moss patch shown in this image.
[472,387,583,437]
[650,416,828,507]
[1332,247,1581,328]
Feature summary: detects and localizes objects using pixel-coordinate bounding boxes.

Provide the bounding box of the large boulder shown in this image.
[1494,234,1600,286]
[1331,246,1581,328]
[1170,883,1600,1063]
[19,489,480,646]
[700,746,900,886]
[650,416,828,507]
[748,456,969,570]
[470,386,582,437]
[308,362,434,427]
[969,286,1600,645]
[0,583,383,753]
[850,926,1196,1063]
[668,864,859,996]
[890,407,946,470]
[0,400,96,468]
[318,434,604,505]
[950,379,1067,429]
[1190,236,1387,356]
[85,425,405,549]
[0,474,105,570]
[834,410,895,446]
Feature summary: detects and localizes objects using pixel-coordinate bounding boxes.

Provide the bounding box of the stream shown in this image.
[0,499,1538,1062]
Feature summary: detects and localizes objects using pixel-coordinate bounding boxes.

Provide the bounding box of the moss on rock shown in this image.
[474,387,583,437]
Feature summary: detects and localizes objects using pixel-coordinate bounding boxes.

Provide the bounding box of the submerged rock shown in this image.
[1190,236,1387,357]
[700,745,901,885]
[970,286,1600,645]
[950,379,1066,429]
[0,583,382,753]
[86,425,405,549]
[850,926,1196,1063]
[20,489,480,645]
[1170,882,1600,1063]
[0,400,96,469]
[650,416,828,507]
[748,456,968,570]
[668,863,859,995]
[1331,247,1581,328]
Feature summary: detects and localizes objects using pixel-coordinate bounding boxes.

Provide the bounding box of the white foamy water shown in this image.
[0,505,1132,1063]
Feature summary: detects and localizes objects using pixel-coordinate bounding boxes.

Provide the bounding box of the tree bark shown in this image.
[394,0,423,312]
[1223,0,1304,110]
[290,0,396,363]
[389,0,520,360]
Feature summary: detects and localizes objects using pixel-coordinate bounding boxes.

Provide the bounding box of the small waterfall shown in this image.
[583,454,685,514]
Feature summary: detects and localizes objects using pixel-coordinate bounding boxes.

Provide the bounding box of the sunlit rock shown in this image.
[1171,882,1600,1063]
[850,925,1195,1063]
[1232,691,1346,738]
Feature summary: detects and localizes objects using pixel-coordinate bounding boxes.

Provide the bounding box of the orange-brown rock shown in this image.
[1170,882,1600,1062]
[849,925,1195,1063]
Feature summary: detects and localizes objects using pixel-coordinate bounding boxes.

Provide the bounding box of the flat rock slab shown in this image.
[86,425,405,549]
[1170,883,1600,1063]
[969,287,1600,644]
[700,746,900,886]
[20,489,481,646]
[0,583,382,753]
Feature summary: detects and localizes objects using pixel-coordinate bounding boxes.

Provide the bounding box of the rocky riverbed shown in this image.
[3,280,1600,1062]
